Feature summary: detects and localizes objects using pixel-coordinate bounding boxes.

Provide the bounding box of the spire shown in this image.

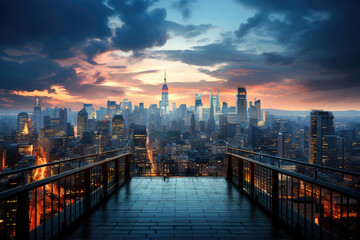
[36,97,39,104]
[164,69,166,84]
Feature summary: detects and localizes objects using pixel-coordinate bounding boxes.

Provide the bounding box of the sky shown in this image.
[0,0,359,111]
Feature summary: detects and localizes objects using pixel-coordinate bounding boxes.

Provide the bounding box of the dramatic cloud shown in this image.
[263,52,293,66]
[166,21,213,38]
[234,0,360,92]
[109,0,168,51]
[155,39,251,66]
[0,0,113,59]
[173,0,195,20]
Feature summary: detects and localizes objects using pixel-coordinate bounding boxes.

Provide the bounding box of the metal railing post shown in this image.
[239,157,244,189]
[250,162,255,198]
[102,163,108,198]
[115,158,120,188]
[272,170,279,218]
[15,191,29,240]
[125,155,130,179]
[227,154,233,181]
[85,168,91,213]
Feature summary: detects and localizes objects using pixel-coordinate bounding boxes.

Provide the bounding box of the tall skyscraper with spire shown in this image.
[33,97,41,134]
[160,70,169,115]
[237,87,247,123]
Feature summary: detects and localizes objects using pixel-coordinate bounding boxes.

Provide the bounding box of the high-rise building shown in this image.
[195,94,202,113]
[17,112,29,134]
[77,108,88,137]
[160,70,169,116]
[220,115,228,138]
[33,98,41,134]
[309,110,335,165]
[84,104,96,119]
[254,99,261,122]
[132,126,147,173]
[278,132,291,158]
[59,108,67,136]
[237,88,247,123]
[94,119,111,152]
[190,114,196,136]
[112,115,125,147]
[222,102,228,115]
[107,100,117,120]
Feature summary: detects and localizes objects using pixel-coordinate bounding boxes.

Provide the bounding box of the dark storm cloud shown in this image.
[0,56,77,92]
[173,0,195,20]
[166,21,213,38]
[155,39,251,66]
[109,0,168,51]
[234,0,360,92]
[235,13,267,39]
[0,0,112,59]
[263,52,293,66]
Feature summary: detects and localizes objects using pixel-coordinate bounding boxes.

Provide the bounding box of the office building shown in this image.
[132,126,147,173]
[237,88,247,123]
[33,98,42,134]
[309,110,336,165]
[77,108,88,137]
[112,115,125,147]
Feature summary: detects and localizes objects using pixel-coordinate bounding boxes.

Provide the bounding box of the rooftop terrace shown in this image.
[67,177,293,240]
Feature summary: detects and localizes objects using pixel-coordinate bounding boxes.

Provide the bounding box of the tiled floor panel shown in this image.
[67,177,294,240]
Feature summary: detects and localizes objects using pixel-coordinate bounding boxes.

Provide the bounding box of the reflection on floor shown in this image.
[67,177,294,239]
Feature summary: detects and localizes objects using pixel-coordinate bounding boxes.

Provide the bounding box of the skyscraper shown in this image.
[17,112,29,134]
[209,91,220,123]
[195,94,202,112]
[112,115,125,147]
[190,113,196,136]
[83,103,96,119]
[132,126,147,173]
[309,110,335,165]
[77,108,88,137]
[254,99,261,122]
[237,88,247,123]
[160,70,169,116]
[33,98,41,134]
[59,108,67,136]
[222,102,228,115]
[107,100,117,120]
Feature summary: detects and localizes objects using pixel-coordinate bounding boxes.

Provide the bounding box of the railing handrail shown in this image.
[0,147,130,178]
[227,152,360,200]
[227,147,360,178]
[0,152,131,201]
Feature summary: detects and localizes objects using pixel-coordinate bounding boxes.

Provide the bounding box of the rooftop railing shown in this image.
[0,150,131,240]
[0,148,130,190]
[227,148,360,240]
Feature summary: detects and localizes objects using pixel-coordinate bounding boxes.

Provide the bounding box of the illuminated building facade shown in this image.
[94,119,111,152]
[33,98,41,134]
[309,110,335,165]
[237,87,247,123]
[112,115,125,147]
[132,126,147,173]
[107,100,117,121]
[77,108,88,137]
[59,108,67,137]
[160,70,169,116]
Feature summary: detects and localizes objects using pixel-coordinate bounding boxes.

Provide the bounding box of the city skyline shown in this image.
[1,0,359,111]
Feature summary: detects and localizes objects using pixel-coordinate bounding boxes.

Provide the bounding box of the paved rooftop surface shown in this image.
[67,177,294,240]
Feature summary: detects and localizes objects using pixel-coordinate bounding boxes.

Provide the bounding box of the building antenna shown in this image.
[164,69,166,84]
